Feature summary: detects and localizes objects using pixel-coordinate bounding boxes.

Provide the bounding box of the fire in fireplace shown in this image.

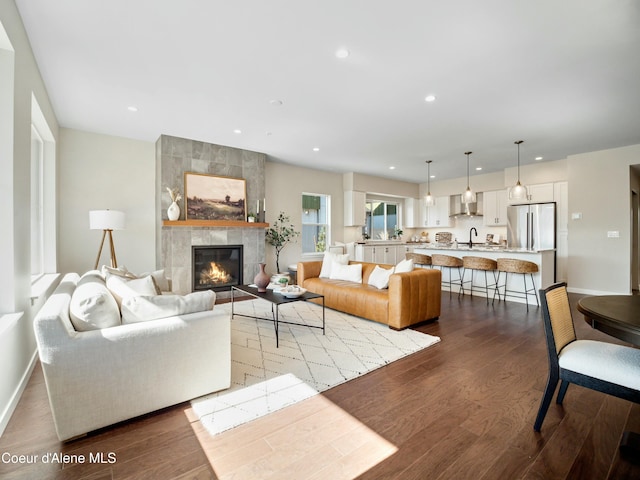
[192,245,243,292]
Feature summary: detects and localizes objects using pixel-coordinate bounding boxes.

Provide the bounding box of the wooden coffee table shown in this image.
[231,285,325,347]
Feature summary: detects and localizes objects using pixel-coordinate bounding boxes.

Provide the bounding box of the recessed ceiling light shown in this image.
[335,48,350,59]
[269,99,283,106]
[233,129,242,134]
[424,95,436,102]
[389,166,396,170]
[430,175,435,179]
[127,106,138,112]
[313,147,320,152]
[535,156,543,160]
[476,167,482,171]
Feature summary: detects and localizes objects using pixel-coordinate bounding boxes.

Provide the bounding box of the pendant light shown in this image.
[425,160,435,207]
[509,140,529,201]
[461,151,476,204]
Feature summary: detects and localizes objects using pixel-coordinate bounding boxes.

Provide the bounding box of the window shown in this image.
[301,194,330,254]
[31,124,44,276]
[30,94,56,282]
[365,201,400,240]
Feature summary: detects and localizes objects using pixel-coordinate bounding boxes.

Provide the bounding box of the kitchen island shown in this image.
[412,245,555,305]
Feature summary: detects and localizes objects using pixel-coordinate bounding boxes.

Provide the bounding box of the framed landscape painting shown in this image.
[185,172,247,221]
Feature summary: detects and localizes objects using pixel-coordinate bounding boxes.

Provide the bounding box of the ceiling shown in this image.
[14,0,640,183]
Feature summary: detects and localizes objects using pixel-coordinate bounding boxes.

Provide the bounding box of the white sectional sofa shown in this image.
[34,271,231,441]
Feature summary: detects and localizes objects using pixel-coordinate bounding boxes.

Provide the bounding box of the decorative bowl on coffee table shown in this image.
[277,286,307,298]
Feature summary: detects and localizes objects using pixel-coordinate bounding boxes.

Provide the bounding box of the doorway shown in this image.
[632,189,639,293]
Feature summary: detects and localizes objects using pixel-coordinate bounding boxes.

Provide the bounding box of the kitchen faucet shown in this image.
[469,227,477,248]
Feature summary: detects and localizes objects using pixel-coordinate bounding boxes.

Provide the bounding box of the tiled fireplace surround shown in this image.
[156,135,266,295]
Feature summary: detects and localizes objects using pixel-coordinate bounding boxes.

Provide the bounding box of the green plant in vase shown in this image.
[265,211,300,274]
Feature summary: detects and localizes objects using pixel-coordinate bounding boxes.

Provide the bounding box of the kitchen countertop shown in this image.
[414,244,554,253]
[356,241,553,253]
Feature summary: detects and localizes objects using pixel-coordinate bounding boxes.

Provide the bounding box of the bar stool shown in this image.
[432,254,463,297]
[405,252,432,269]
[494,258,539,311]
[460,256,500,304]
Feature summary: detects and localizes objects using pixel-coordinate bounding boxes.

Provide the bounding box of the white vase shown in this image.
[167,201,180,221]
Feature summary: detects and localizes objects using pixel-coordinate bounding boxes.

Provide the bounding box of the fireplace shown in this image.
[192,245,243,292]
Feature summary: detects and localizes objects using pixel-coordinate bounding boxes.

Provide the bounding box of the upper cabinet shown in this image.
[508,182,554,204]
[425,196,451,227]
[404,197,421,228]
[527,183,555,203]
[483,190,508,226]
[344,190,366,226]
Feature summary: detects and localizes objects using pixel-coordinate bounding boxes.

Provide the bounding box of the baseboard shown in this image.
[567,286,631,296]
[0,348,38,437]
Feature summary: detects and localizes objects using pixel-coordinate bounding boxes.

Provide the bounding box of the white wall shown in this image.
[264,161,344,274]
[0,2,59,435]
[567,144,640,294]
[58,128,156,275]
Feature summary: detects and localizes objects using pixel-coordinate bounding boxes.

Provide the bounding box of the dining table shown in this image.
[577,294,640,455]
[577,294,640,347]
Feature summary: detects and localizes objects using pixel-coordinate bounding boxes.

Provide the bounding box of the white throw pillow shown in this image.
[101,264,137,279]
[141,269,171,292]
[329,262,363,283]
[319,252,349,278]
[121,290,216,324]
[395,258,414,273]
[106,274,159,307]
[368,265,395,289]
[69,279,121,331]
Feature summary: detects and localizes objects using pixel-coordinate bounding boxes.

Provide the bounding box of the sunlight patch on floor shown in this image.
[186,386,398,480]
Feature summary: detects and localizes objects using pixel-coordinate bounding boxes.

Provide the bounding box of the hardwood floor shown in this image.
[2,291,640,479]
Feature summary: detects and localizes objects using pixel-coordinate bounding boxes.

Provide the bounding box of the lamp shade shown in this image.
[89,210,125,230]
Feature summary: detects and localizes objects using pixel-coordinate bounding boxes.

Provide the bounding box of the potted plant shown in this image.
[247,212,257,223]
[265,211,299,274]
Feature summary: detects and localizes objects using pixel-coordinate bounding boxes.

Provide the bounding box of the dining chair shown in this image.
[534,282,640,432]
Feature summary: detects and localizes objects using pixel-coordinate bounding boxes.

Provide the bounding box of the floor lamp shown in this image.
[90,210,125,270]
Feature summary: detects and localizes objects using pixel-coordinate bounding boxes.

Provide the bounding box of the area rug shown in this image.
[190,299,440,435]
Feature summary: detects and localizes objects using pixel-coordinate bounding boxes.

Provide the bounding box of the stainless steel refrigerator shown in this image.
[507,202,556,251]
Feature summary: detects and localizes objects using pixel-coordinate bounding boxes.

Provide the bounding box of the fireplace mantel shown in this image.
[163,220,269,228]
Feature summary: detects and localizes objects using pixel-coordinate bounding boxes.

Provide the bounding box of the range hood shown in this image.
[449,194,482,217]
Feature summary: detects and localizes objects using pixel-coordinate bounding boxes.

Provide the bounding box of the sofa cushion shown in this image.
[303,277,390,324]
[106,274,160,307]
[319,252,349,278]
[121,290,216,324]
[330,262,363,283]
[395,258,414,273]
[69,276,121,331]
[368,265,394,289]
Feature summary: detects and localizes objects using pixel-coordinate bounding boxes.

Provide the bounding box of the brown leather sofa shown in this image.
[297,260,441,330]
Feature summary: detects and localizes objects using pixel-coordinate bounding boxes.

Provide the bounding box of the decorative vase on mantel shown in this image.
[167,201,180,221]
[254,263,270,292]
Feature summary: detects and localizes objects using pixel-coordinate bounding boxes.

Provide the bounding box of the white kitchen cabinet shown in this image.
[483,190,508,226]
[403,198,421,228]
[344,190,366,226]
[554,181,568,282]
[554,181,568,232]
[355,244,409,265]
[425,196,451,227]
[527,183,554,203]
